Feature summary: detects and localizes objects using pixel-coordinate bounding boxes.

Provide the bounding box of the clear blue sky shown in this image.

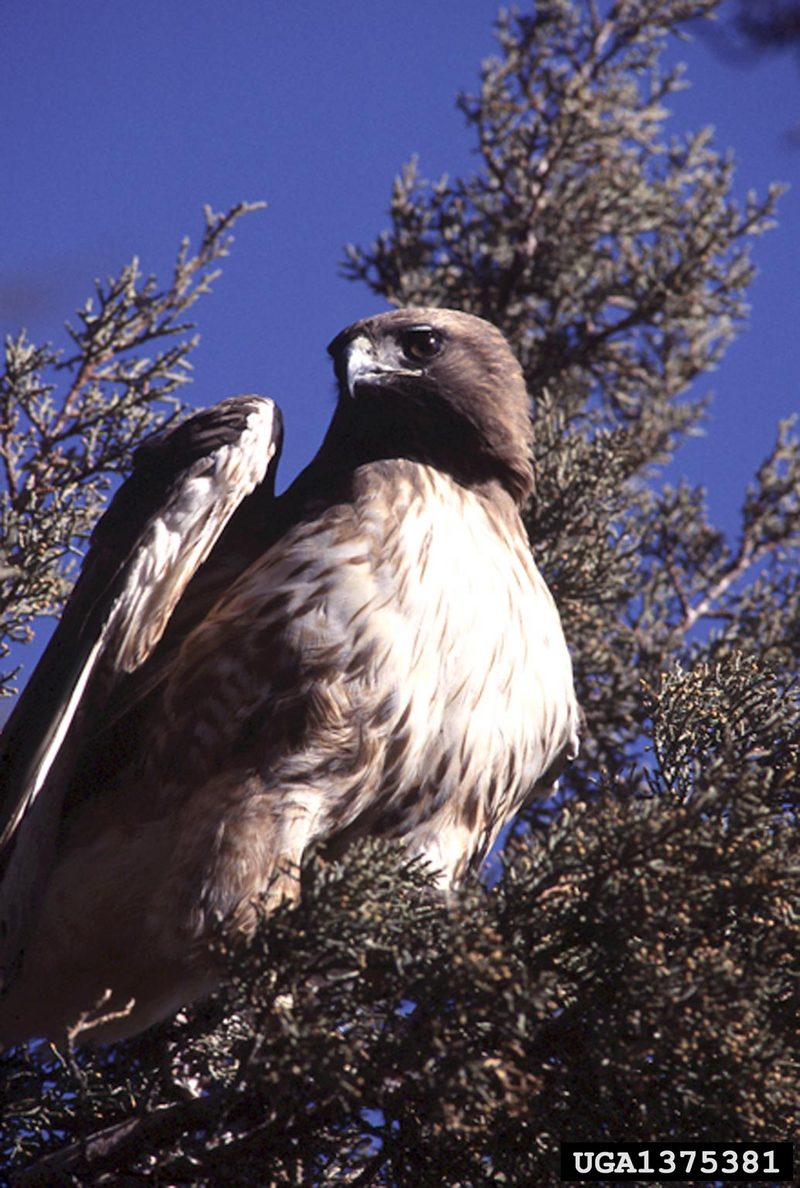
[1,1,798,687]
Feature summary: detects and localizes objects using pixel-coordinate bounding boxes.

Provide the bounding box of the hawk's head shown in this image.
[327,308,534,505]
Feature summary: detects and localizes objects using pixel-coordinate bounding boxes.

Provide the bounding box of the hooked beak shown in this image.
[342,337,408,401]
[343,335,393,399]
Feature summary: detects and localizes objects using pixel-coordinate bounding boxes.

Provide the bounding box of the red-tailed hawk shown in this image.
[0,308,580,1044]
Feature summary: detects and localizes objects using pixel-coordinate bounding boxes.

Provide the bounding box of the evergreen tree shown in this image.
[1,3,797,1183]
[0,202,263,701]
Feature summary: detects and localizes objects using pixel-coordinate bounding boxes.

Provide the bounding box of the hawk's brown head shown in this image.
[326,308,534,505]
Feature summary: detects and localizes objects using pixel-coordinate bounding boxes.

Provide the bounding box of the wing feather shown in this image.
[0,394,281,982]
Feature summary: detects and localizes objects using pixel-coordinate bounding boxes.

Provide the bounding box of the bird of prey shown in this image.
[0,308,580,1045]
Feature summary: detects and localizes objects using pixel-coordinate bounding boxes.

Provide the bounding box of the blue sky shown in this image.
[1,1,798,689]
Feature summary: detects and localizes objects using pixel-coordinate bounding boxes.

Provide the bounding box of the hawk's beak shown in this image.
[344,336,391,399]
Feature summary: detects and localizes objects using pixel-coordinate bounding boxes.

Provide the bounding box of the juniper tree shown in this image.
[0,202,264,700]
[1,2,797,1185]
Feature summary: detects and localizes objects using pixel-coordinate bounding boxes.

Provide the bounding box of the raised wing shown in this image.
[0,395,282,983]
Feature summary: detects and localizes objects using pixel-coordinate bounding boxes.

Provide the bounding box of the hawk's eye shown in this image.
[400,326,443,363]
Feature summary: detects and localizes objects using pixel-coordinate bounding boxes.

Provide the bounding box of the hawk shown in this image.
[0,308,580,1044]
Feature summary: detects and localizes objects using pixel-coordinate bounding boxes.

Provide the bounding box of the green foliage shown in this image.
[1,2,798,1184]
[0,202,264,697]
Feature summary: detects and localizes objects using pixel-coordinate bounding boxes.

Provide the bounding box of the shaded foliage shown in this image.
[1,2,797,1184]
[729,0,800,51]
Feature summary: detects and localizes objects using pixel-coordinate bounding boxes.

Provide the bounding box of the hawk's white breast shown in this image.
[272,462,578,883]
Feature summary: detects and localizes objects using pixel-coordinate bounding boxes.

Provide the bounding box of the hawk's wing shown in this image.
[0,395,282,982]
